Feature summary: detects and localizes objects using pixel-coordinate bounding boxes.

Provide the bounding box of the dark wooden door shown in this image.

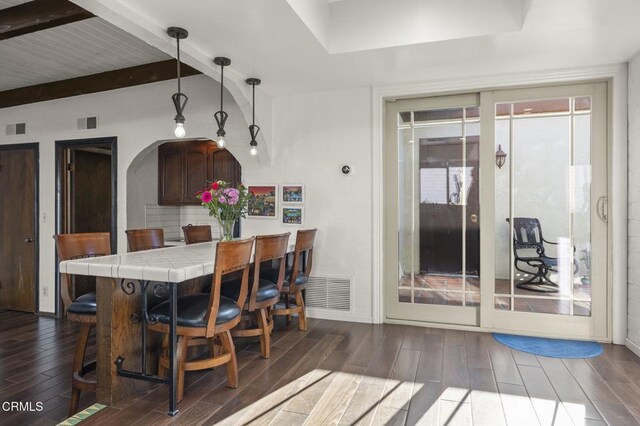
[71,149,112,233]
[158,143,184,205]
[0,147,36,312]
[67,148,112,298]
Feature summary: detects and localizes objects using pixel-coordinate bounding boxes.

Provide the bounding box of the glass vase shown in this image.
[218,219,235,242]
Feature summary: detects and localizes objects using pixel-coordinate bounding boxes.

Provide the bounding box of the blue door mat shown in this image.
[493,333,603,358]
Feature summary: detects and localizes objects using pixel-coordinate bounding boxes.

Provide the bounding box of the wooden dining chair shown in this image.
[182,224,212,245]
[147,237,255,402]
[125,228,164,252]
[225,233,290,358]
[272,229,317,331]
[54,232,111,416]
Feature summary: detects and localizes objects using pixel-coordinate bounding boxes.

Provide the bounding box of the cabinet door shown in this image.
[184,144,209,204]
[211,149,241,187]
[158,143,184,205]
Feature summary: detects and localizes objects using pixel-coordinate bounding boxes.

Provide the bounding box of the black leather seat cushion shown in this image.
[221,279,280,302]
[67,292,97,315]
[148,293,240,327]
[263,267,307,288]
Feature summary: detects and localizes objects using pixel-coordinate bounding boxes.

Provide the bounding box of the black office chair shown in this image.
[508,217,578,293]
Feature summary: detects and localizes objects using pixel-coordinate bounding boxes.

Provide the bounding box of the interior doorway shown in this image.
[55,137,117,317]
[0,143,39,313]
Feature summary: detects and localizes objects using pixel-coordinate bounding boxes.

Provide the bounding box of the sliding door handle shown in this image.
[596,196,608,223]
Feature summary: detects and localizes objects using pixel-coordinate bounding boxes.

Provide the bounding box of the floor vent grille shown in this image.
[306,275,351,312]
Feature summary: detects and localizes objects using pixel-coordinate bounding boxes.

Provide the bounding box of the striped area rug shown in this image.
[57,403,107,425]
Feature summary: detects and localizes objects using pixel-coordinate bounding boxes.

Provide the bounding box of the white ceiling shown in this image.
[288,0,531,53]
[0,17,170,91]
[69,0,640,97]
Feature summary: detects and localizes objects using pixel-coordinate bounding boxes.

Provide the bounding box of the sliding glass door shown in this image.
[385,94,481,325]
[480,82,608,340]
[385,82,609,340]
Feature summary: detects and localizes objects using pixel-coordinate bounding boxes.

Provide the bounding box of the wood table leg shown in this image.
[96,277,155,405]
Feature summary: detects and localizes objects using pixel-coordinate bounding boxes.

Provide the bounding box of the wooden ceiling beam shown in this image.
[0,0,94,40]
[0,59,202,109]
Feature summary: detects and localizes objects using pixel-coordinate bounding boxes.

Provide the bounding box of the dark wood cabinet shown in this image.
[158,141,241,205]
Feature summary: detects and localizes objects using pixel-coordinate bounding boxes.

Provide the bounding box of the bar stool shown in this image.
[224,233,290,358]
[182,224,212,244]
[54,232,111,416]
[125,228,164,252]
[272,229,317,331]
[147,237,255,402]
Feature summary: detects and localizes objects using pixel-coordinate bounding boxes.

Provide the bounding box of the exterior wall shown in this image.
[628,53,640,354]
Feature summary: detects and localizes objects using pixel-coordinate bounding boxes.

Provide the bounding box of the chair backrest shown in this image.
[182,224,212,245]
[54,232,111,312]
[289,229,317,289]
[511,217,543,246]
[250,233,291,309]
[125,228,164,252]
[205,237,255,335]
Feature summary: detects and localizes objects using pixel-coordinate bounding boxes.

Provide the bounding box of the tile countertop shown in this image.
[59,237,296,283]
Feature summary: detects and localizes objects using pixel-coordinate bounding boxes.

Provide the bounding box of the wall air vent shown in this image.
[77,116,98,130]
[305,275,351,312]
[5,122,26,135]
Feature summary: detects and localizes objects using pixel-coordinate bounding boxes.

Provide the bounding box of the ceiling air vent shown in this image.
[6,122,26,136]
[305,275,351,312]
[77,116,98,130]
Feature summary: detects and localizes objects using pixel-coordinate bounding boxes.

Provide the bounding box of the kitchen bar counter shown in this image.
[59,237,296,416]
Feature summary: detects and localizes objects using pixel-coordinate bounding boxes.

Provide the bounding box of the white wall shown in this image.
[627,53,640,355]
[0,74,258,313]
[242,87,374,322]
[0,75,375,322]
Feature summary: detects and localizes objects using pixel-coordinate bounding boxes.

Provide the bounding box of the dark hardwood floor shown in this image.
[1,309,640,425]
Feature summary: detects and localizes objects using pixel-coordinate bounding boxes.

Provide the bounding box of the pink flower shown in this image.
[201,190,213,203]
[219,188,240,205]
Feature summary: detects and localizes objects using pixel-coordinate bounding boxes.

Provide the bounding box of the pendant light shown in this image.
[246,78,261,156]
[167,27,189,138]
[213,57,231,148]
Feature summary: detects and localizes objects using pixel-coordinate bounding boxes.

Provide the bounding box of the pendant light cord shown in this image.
[176,37,181,94]
[220,64,224,111]
[252,83,255,124]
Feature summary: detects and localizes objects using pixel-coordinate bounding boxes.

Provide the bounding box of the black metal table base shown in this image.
[116,279,179,416]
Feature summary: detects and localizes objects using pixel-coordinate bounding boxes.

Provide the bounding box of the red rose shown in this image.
[212,182,220,190]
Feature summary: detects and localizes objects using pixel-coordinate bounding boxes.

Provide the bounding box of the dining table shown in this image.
[58,236,296,416]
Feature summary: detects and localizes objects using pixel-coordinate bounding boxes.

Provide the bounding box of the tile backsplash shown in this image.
[145,204,221,240]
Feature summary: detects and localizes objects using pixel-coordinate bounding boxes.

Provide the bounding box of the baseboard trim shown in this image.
[626,338,640,358]
[306,308,373,324]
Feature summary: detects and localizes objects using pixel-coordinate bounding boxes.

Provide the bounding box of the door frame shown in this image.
[0,143,39,313]
[372,65,626,343]
[54,136,117,317]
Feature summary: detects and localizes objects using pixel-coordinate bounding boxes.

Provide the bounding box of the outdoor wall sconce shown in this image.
[167,27,189,138]
[495,144,507,169]
[213,56,231,148]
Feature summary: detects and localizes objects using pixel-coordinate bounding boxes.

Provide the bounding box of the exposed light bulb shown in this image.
[174,122,186,138]
[250,145,258,156]
[217,136,226,148]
